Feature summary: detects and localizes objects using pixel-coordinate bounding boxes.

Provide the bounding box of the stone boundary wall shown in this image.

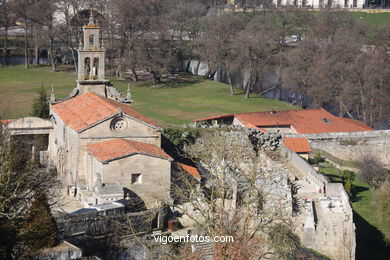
[56,209,158,238]
[284,130,390,168]
[282,146,356,259]
[281,145,328,192]
[327,183,352,215]
[284,130,390,139]
[325,183,356,260]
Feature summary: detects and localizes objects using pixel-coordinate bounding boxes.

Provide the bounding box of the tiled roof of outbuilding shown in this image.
[194,108,373,134]
[283,137,311,153]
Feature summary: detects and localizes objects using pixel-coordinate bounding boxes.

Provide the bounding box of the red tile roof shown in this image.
[51,92,157,132]
[87,139,172,162]
[283,137,311,153]
[195,108,373,134]
[178,163,201,179]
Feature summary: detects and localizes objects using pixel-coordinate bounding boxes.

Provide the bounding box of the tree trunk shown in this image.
[131,67,139,82]
[246,71,251,99]
[225,57,234,96]
[34,25,39,65]
[49,30,56,72]
[246,57,252,99]
[24,18,29,69]
[49,38,56,72]
[70,47,77,75]
[3,27,8,65]
[258,84,280,96]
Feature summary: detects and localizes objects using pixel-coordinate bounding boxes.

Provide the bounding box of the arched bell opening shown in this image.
[93,57,99,80]
[84,57,91,80]
[89,35,94,49]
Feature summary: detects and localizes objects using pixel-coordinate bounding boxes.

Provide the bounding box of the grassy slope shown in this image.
[320,166,390,259]
[350,12,390,26]
[0,65,297,125]
[0,65,76,118]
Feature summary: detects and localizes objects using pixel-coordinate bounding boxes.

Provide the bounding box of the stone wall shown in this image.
[281,145,328,192]
[285,130,390,168]
[282,145,355,259]
[56,209,158,238]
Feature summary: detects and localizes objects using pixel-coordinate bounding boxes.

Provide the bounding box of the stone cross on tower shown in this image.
[77,10,108,96]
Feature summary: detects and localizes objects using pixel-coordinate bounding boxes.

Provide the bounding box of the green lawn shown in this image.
[320,165,390,259]
[0,65,297,125]
[351,12,390,27]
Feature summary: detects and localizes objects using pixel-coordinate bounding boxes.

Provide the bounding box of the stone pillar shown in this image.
[99,55,105,80]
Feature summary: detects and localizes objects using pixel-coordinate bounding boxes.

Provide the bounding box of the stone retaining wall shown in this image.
[282,145,328,192]
[285,130,390,168]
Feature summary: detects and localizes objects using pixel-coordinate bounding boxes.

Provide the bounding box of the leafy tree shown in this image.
[32,86,50,118]
[19,192,57,253]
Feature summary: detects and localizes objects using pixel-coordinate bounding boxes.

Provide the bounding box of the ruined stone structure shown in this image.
[194,115,360,259]
[282,145,356,260]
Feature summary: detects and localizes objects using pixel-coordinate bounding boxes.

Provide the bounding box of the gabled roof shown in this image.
[87,139,172,163]
[51,92,157,132]
[283,137,311,153]
[178,162,201,179]
[194,108,373,134]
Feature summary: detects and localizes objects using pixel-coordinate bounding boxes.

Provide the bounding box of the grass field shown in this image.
[351,12,390,26]
[320,166,390,259]
[0,65,297,125]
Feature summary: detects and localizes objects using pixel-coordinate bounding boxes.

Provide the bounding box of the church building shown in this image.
[48,14,173,209]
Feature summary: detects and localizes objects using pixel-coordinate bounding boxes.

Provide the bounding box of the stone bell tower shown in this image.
[77,11,108,96]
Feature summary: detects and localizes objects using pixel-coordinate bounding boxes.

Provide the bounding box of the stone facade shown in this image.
[48,17,172,209]
[84,152,171,208]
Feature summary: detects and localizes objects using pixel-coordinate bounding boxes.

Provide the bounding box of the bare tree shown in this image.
[172,130,300,259]
[200,13,247,95]
[358,154,388,190]
[0,0,16,65]
[13,0,32,69]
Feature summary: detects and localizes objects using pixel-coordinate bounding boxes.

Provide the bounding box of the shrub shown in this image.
[308,154,326,165]
[32,86,49,119]
[341,170,356,196]
[163,127,200,149]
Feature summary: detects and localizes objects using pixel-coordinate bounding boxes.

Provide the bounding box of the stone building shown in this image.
[48,15,172,208]
[227,0,365,8]
[272,0,364,8]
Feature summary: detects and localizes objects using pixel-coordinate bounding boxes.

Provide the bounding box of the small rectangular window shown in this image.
[131,173,142,184]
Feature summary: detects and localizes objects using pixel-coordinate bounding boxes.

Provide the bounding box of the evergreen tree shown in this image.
[341,170,356,196]
[32,86,49,118]
[19,192,57,253]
